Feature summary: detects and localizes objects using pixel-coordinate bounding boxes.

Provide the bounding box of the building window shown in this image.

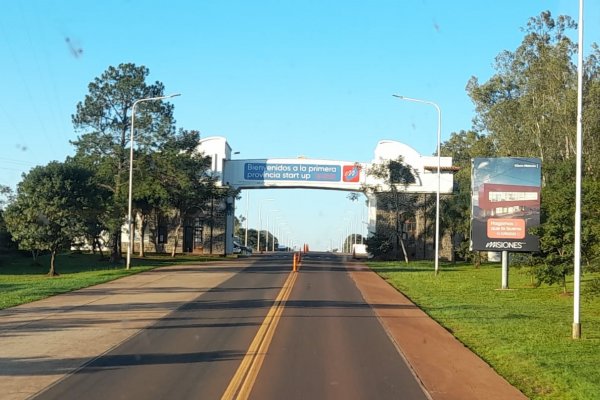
[489,191,538,202]
[404,220,416,235]
[194,227,204,248]
[158,225,168,244]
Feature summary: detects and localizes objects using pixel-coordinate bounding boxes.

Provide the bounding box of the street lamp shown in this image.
[278,223,290,251]
[265,209,280,252]
[257,198,273,252]
[244,192,250,248]
[572,0,584,339]
[393,94,441,275]
[272,213,284,251]
[126,93,181,270]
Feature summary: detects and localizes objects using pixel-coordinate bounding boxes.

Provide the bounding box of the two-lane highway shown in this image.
[34,253,428,400]
[248,253,427,399]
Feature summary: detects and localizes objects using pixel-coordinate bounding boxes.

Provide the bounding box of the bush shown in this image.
[365,232,393,260]
[583,277,600,299]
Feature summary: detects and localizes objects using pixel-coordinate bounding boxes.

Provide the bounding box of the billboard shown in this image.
[471,158,541,252]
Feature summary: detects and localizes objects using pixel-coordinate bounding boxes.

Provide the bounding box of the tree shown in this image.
[531,172,574,293]
[72,173,112,258]
[0,185,12,209]
[132,151,169,257]
[439,130,495,263]
[153,129,218,257]
[464,11,600,184]
[0,185,15,252]
[242,228,259,251]
[365,232,393,258]
[362,157,416,261]
[583,44,600,179]
[467,11,578,184]
[71,63,176,263]
[4,162,101,275]
[234,215,244,238]
[532,161,600,292]
[581,179,600,268]
[466,11,600,282]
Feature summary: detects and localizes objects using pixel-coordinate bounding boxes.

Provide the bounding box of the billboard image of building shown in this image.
[471,158,541,252]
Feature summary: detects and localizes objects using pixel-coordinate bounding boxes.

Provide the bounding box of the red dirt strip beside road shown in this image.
[349,264,527,400]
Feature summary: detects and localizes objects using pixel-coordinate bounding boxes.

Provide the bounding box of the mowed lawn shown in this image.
[0,252,226,310]
[368,261,600,400]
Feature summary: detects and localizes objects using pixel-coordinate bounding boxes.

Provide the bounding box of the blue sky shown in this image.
[1,1,598,251]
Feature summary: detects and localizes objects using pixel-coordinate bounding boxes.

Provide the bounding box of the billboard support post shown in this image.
[501,251,509,289]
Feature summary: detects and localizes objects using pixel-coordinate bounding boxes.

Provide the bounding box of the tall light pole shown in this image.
[273,221,279,252]
[126,93,181,270]
[272,213,283,251]
[393,94,441,275]
[265,209,280,252]
[256,198,273,252]
[265,213,270,252]
[244,192,250,247]
[573,0,584,339]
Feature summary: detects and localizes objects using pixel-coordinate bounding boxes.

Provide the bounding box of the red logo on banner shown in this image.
[343,165,361,182]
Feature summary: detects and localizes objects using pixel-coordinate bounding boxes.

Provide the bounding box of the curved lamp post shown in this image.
[126,93,181,270]
[393,94,441,275]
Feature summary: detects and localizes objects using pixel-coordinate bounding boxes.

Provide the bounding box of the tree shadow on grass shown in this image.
[368,266,460,273]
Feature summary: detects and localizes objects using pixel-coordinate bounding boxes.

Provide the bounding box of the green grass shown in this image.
[0,251,228,310]
[367,260,600,400]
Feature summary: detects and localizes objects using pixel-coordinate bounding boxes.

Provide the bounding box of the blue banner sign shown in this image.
[244,163,341,182]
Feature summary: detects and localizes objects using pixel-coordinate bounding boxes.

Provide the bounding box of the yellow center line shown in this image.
[221,271,299,400]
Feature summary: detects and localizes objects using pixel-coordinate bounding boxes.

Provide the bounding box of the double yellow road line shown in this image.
[221,270,299,400]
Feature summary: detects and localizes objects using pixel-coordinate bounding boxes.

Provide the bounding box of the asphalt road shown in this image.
[34,253,428,400]
[250,253,428,400]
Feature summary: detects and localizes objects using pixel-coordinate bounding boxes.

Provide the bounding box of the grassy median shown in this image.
[0,252,227,310]
[367,260,600,400]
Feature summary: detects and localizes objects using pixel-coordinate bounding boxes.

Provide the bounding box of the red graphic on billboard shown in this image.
[478,183,540,216]
[342,165,361,182]
[487,218,526,239]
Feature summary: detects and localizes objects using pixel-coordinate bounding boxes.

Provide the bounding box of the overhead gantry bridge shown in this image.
[198,136,455,255]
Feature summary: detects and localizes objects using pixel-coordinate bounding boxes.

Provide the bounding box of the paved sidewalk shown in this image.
[0,258,527,400]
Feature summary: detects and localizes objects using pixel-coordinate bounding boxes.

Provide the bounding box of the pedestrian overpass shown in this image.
[198,136,454,254]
